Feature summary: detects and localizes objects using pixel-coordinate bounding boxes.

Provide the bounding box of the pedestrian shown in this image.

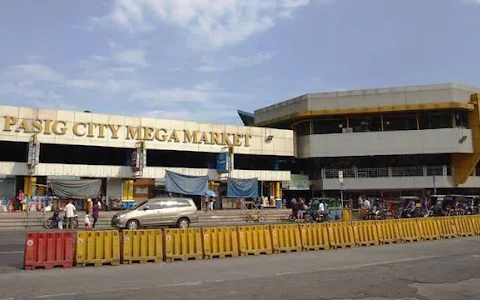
[16,190,24,211]
[84,213,92,230]
[208,197,215,210]
[92,200,100,228]
[64,200,76,229]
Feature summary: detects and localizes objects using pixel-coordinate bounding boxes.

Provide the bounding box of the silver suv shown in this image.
[111,197,199,230]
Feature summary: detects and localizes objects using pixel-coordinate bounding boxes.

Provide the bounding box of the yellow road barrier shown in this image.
[75,230,120,267]
[397,219,421,242]
[270,224,302,253]
[472,215,480,235]
[436,217,457,239]
[202,227,239,259]
[327,222,355,249]
[164,228,203,262]
[454,216,475,237]
[342,209,352,222]
[237,225,273,256]
[299,223,330,251]
[121,230,163,264]
[376,220,401,244]
[416,218,440,241]
[352,221,379,247]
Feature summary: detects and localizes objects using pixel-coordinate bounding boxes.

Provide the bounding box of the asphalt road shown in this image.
[0,232,479,300]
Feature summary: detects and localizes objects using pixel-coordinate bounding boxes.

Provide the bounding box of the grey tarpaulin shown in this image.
[227,177,258,198]
[49,179,102,199]
[165,170,208,196]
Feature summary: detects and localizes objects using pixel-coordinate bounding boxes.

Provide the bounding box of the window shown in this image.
[383,114,417,131]
[454,111,468,128]
[176,199,192,207]
[350,116,382,132]
[149,200,178,209]
[430,112,453,129]
[312,117,347,134]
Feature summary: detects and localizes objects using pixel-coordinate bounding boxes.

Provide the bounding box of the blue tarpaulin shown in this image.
[227,178,258,198]
[165,170,209,196]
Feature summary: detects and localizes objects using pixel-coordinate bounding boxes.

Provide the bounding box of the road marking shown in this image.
[275,272,293,276]
[471,255,480,258]
[35,292,76,299]
[0,251,23,254]
[160,281,203,287]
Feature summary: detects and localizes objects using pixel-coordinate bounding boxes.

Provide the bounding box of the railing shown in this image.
[323,166,447,179]
[357,168,389,178]
[324,169,355,179]
[391,167,424,177]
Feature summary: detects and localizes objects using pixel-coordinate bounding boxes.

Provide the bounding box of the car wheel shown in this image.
[177,218,190,229]
[44,218,53,229]
[126,220,140,230]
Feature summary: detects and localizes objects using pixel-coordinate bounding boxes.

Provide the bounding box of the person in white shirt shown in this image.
[64,200,76,229]
[318,201,325,215]
[363,198,371,210]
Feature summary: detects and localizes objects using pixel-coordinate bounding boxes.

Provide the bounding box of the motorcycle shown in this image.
[366,209,387,220]
[44,210,79,229]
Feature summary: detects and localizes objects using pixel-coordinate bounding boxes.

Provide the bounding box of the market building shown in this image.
[251,83,480,199]
[0,105,295,210]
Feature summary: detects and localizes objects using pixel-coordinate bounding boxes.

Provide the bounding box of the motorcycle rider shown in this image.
[318,199,327,221]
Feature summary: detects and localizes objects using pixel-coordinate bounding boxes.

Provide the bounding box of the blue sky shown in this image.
[0,0,479,125]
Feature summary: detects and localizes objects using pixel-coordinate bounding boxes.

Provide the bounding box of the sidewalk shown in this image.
[0,209,292,230]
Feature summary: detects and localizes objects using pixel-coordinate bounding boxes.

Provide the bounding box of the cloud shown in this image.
[1,63,64,81]
[131,82,252,123]
[197,52,273,72]
[97,0,311,49]
[65,79,98,89]
[193,81,218,91]
[113,48,150,67]
[463,0,480,4]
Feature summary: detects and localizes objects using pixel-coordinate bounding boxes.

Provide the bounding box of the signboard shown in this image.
[338,170,344,183]
[131,142,145,173]
[283,174,310,191]
[2,116,252,147]
[217,152,228,173]
[27,136,40,174]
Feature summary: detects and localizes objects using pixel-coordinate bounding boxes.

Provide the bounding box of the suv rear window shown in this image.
[176,199,192,207]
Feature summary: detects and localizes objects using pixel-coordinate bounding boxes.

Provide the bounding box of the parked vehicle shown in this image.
[44,210,79,229]
[391,196,423,218]
[110,197,199,230]
[463,195,480,215]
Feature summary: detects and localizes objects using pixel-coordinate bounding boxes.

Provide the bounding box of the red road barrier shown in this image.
[24,231,74,270]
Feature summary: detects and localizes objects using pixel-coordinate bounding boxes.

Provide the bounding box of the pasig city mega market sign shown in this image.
[2,116,253,147]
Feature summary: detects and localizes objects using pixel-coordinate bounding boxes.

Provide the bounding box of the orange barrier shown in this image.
[270,224,302,253]
[327,222,355,249]
[24,231,74,270]
[416,218,440,241]
[376,220,401,244]
[237,225,273,256]
[436,217,457,239]
[299,223,330,251]
[397,219,421,242]
[352,221,379,247]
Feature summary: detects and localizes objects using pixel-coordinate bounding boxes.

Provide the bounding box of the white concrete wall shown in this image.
[296,128,473,158]
[0,162,291,181]
[321,176,480,190]
[0,105,294,157]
